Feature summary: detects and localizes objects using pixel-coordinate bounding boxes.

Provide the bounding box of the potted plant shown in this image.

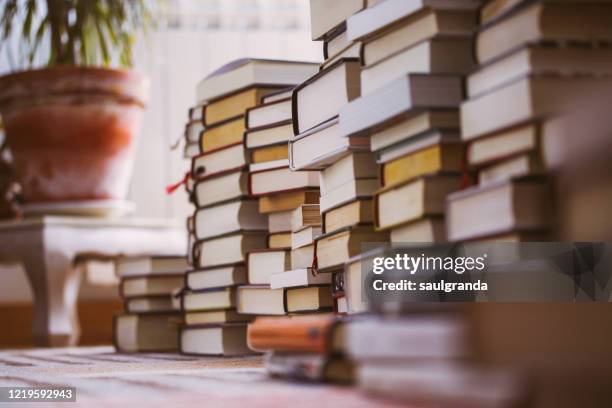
[0,0,152,209]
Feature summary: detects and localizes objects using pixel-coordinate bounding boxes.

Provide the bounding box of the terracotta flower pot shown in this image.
[0,66,149,203]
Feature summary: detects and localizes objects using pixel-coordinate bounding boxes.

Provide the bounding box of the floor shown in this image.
[0,346,400,407]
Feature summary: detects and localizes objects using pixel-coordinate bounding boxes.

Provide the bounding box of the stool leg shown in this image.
[23,251,81,347]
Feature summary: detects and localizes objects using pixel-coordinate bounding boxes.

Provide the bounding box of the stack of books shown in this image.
[339,0,481,248]
[289,0,390,315]
[113,256,187,353]
[344,311,524,406]
[448,0,612,243]
[237,81,336,317]
[180,59,319,356]
[183,105,205,159]
[248,314,354,384]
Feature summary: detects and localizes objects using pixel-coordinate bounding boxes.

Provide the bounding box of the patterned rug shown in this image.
[0,346,401,407]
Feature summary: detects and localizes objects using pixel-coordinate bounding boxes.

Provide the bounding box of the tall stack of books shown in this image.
[113,256,187,353]
[340,0,481,247]
[448,0,612,243]
[324,0,481,314]
[288,0,389,315]
[180,59,319,356]
[237,79,337,317]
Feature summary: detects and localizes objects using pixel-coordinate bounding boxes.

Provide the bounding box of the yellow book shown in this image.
[324,199,373,234]
[201,117,245,152]
[382,144,464,187]
[259,190,320,214]
[205,87,277,126]
[251,144,289,164]
[268,231,292,249]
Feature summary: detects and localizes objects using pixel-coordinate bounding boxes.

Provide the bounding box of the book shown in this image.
[390,217,446,242]
[188,103,205,122]
[315,226,388,270]
[181,287,236,312]
[376,130,461,164]
[287,286,334,313]
[196,58,319,103]
[184,309,251,326]
[193,231,268,268]
[339,74,464,137]
[267,231,292,249]
[236,285,287,315]
[467,123,539,167]
[247,315,339,353]
[186,265,247,291]
[309,0,365,40]
[293,59,361,134]
[370,110,459,152]
[262,87,295,104]
[289,117,370,171]
[125,296,178,314]
[324,28,352,60]
[250,159,289,173]
[115,256,188,278]
[247,249,291,285]
[249,167,320,196]
[291,244,315,270]
[320,178,379,213]
[266,353,355,384]
[346,0,481,41]
[446,178,553,241]
[180,323,254,356]
[321,42,362,71]
[479,153,545,185]
[199,116,245,153]
[259,190,320,214]
[468,45,612,99]
[476,2,612,65]
[324,199,374,233]
[237,285,333,315]
[193,199,267,240]
[357,362,521,406]
[461,76,612,141]
[268,210,293,233]
[246,98,292,129]
[361,38,474,96]
[204,87,279,126]
[292,226,322,250]
[291,204,322,231]
[114,313,180,353]
[270,268,332,289]
[119,275,184,298]
[245,123,293,149]
[320,151,378,195]
[381,143,464,187]
[193,169,248,208]
[374,174,462,230]
[185,120,204,144]
[344,255,369,313]
[251,143,288,163]
[191,143,247,179]
[345,316,466,360]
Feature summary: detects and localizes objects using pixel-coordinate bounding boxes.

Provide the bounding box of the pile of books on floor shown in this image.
[237,80,334,317]
[113,256,187,353]
[179,58,319,356]
[448,0,612,243]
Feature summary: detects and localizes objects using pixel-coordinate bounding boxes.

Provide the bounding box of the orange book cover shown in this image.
[247,314,336,353]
